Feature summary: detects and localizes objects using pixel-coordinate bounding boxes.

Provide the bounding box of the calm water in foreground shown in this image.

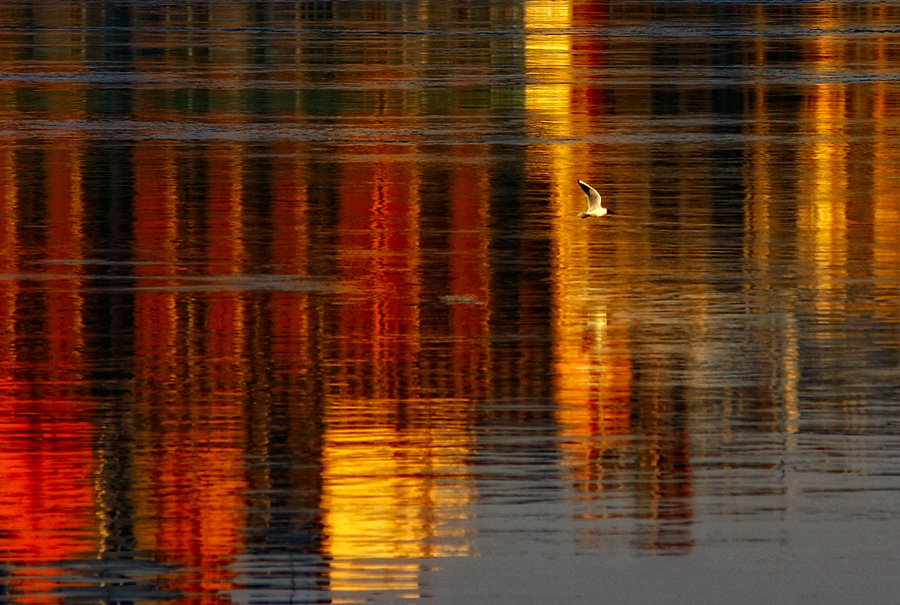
[2,1,900,603]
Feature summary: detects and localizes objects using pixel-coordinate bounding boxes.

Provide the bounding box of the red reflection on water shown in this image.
[0,139,98,603]
[130,142,247,603]
[335,156,421,400]
[447,146,491,375]
[268,143,314,367]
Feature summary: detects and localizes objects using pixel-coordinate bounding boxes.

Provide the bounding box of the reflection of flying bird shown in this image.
[577,180,612,218]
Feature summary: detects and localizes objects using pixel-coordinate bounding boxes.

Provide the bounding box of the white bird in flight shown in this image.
[577,180,612,218]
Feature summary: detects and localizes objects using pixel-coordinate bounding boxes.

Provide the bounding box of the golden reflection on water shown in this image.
[527,0,627,531]
[526,0,696,551]
[529,0,900,553]
[0,1,899,602]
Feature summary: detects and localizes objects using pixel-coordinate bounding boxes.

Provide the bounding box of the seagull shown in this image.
[577,180,612,218]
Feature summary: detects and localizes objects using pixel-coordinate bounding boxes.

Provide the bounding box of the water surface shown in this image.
[2,1,900,603]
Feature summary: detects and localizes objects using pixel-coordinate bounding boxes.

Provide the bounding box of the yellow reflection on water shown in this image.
[526,0,609,446]
[798,82,849,283]
[321,419,474,555]
[321,415,476,597]
[525,1,574,128]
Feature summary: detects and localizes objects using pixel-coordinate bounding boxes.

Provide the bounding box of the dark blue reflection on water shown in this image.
[1,1,900,603]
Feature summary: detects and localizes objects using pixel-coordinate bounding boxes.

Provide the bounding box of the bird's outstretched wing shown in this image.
[578,180,602,212]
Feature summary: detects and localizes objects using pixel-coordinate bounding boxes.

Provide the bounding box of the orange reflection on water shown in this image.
[0,2,899,600]
[131,141,247,602]
[268,141,315,366]
[335,155,421,401]
[0,138,98,603]
[796,4,900,296]
[798,81,849,286]
[447,145,491,395]
[530,0,695,553]
[871,82,900,278]
[323,152,475,593]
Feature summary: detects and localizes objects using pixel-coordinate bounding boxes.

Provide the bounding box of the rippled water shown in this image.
[2,1,900,603]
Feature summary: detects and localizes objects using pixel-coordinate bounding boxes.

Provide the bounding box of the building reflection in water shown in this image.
[323,152,473,594]
[0,5,102,593]
[527,0,694,553]
[0,0,898,603]
[0,136,100,600]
